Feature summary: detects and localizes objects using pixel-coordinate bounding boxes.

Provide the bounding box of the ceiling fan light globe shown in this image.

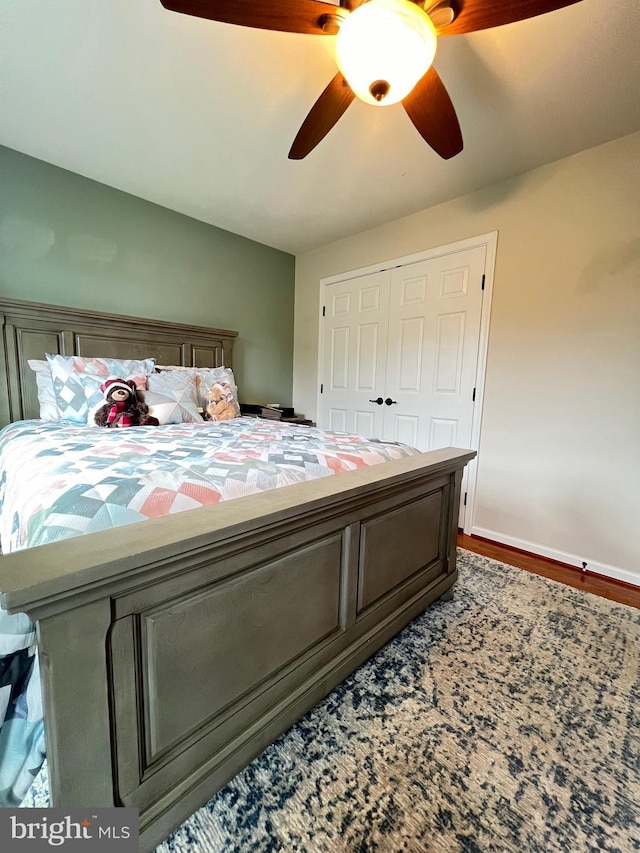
[335,0,437,107]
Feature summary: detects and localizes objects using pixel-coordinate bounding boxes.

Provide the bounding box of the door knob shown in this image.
[384,398,398,406]
[369,397,384,405]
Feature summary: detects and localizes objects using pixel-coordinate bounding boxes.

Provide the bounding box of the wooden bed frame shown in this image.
[0,298,475,851]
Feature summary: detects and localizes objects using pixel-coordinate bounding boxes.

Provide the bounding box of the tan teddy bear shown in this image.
[205,381,240,422]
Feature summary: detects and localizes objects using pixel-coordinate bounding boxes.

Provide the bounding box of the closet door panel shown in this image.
[321,272,390,438]
[383,246,486,452]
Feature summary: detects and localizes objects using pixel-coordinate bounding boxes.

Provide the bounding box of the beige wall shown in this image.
[294,132,640,584]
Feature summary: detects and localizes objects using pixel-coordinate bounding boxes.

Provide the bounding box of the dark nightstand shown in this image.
[240,404,315,427]
[280,417,316,427]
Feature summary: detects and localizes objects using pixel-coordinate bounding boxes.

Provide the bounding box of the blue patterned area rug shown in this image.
[25,549,640,851]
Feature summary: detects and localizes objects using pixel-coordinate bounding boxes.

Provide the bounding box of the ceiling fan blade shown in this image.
[402,67,463,159]
[289,73,355,160]
[159,0,341,35]
[436,0,582,37]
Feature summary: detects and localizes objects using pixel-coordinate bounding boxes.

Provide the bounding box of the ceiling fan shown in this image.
[159,0,582,160]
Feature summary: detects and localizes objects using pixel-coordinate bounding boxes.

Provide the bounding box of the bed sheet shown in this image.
[0,418,416,553]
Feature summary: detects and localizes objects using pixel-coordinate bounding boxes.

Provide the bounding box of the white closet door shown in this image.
[383,245,486,451]
[320,270,390,437]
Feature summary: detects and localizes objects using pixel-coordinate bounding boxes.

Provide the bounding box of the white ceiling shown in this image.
[2,0,639,255]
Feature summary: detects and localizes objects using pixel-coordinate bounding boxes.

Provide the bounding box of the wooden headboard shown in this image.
[0,298,238,426]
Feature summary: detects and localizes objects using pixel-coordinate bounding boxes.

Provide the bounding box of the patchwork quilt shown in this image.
[0,418,418,805]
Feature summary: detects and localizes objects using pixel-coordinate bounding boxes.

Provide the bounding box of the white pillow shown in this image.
[27,360,59,421]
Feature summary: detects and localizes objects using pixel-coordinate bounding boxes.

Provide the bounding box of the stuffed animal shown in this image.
[205,381,240,422]
[94,377,159,428]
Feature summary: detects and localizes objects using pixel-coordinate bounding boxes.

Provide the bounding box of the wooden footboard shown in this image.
[0,447,474,851]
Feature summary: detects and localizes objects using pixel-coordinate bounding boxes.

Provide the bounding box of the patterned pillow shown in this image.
[141,390,203,425]
[154,366,239,411]
[146,372,202,422]
[27,360,59,421]
[47,354,156,378]
[46,354,155,424]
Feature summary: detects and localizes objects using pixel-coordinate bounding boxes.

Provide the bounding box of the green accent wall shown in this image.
[0,146,295,405]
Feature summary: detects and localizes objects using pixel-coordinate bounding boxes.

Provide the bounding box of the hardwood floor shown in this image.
[458,533,640,610]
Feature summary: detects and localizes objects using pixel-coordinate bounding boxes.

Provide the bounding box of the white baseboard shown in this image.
[470,526,640,589]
